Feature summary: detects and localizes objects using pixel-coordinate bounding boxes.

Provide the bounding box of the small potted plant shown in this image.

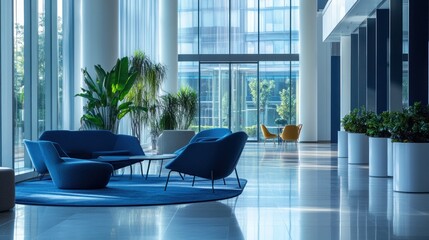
[366,111,390,177]
[341,106,370,164]
[274,118,288,126]
[388,102,429,192]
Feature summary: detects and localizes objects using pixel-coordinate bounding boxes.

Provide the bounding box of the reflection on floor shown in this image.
[1,143,429,239]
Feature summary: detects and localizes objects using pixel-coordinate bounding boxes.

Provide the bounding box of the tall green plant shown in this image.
[76,57,138,133]
[159,93,178,131]
[176,86,198,129]
[126,50,166,140]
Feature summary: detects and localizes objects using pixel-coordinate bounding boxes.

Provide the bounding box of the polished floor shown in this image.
[1,142,429,239]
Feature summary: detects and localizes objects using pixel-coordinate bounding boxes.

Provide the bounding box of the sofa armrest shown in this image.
[114,134,145,155]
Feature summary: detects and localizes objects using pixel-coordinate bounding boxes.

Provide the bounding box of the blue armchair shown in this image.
[174,128,232,155]
[164,131,248,192]
[24,140,113,189]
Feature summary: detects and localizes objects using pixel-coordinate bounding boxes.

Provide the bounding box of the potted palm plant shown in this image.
[388,102,429,192]
[341,106,370,164]
[76,57,139,133]
[366,111,390,177]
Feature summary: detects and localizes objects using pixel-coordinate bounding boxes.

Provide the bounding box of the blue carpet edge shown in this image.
[15,176,247,207]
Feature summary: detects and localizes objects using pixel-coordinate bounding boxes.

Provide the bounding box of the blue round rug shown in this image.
[15,175,247,207]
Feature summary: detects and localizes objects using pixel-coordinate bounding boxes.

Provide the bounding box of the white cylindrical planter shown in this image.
[393,142,429,192]
[393,192,429,236]
[387,139,393,177]
[369,137,388,177]
[337,131,348,158]
[348,133,369,164]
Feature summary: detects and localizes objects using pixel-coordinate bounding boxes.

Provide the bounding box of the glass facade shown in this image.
[178,0,300,140]
[3,0,66,173]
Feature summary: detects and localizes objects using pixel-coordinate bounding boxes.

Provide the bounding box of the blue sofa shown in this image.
[38,130,145,171]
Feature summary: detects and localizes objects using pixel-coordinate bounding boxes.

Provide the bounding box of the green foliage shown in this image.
[366,111,391,138]
[76,57,140,133]
[248,79,275,111]
[388,102,429,142]
[159,93,178,131]
[274,118,288,125]
[341,106,370,133]
[176,86,198,130]
[276,85,296,124]
[276,89,289,120]
[245,125,257,137]
[125,50,166,140]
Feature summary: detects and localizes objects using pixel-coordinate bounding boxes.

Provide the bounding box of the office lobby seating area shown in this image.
[2,143,429,239]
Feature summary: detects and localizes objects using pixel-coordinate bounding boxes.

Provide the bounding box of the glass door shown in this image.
[199,64,230,129]
[231,63,258,140]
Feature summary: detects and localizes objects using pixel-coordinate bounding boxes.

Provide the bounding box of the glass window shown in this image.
[199,64,230,128]
[57,0,64,129]
[38,0,46,136]
[231,0,258,54]
[259,1,290,54]
[13,0,26,170]
[231,63,258,140]
[178,62,199,130]
[178,0,198,54]
[199,0,229,54]
[291,0,299,53]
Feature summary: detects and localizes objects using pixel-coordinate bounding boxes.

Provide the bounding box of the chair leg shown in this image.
[179,172,185,180]
[158,160,163,177]
[164,171,173,191]
[211,171,214,193]
[139,162,144,176]
[223,178,226,185]
[192,176,196,186]
[235,168,241,189]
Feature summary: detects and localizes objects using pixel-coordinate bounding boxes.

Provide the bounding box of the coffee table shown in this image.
[130,154,177,179]
[94,156,144,178]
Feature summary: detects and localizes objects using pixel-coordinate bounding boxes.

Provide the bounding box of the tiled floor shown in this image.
[1,143,429,239]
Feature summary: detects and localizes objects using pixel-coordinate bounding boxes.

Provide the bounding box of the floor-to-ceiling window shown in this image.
[178,0,299,141]
[13,0,26,170]
[1,0,68,174]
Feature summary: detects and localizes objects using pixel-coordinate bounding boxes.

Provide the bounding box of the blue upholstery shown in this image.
[24,140,113,189]
[24,139,49,175]
[39,130,145,159]
[174,128,232,155]
[165,131,248,192]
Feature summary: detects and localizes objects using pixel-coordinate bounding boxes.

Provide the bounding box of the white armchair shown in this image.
[157,130,195,154]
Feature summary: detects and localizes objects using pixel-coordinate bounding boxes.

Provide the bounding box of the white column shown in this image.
[0,0,14,167]
[159,0,178,94]
[340,36,351,126]
[74,0,119,129]
[81,0,119,73]
[299,0,317,142]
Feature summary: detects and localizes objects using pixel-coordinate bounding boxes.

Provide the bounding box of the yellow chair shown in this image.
[260,124,278,145]
[280,125,300,143]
